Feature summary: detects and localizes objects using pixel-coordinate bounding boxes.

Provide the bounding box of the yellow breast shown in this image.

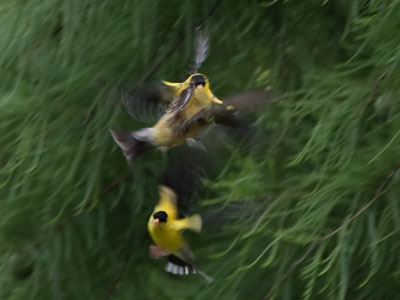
[147,218,184,253]
[151,89,215,147]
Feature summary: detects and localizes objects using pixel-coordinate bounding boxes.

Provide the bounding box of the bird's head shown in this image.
[161,73,210,93]
[152,211,168,226]
[189,73,208,89]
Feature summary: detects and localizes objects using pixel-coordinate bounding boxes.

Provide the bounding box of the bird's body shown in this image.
[151,83,218,148]
[147,185,211,280]
[148,221,184,253]
[109,28,258,163]
[147,186,186,253]
[110,73,237,162]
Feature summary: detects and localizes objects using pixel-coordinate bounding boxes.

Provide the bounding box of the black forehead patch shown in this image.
[153,211,168,222]
[191,75,206,86]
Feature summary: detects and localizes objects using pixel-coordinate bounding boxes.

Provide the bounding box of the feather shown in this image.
[121,84,170,123]
[165,86,194,114]
[162,151,207,217]
[165,255,194,276]
[169,250,213,282]
[174,214,202,233]
[156,185,178,219]
[223,90,275,112]
[192,28,209,73]
[109,129,152,163]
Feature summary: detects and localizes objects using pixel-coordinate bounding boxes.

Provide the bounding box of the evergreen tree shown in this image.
[1,1,399,299]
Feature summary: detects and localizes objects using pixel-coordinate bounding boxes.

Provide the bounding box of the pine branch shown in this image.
[321,163,400,241]
[53,173,132,232]
[103,248,134,300]
[264,164,400,299]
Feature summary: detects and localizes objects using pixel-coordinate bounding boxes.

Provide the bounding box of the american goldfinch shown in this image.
[110,72,243,163]
[148,184,212,281]
[109,28,253,163]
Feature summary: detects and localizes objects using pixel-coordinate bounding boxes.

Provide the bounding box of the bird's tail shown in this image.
[109,128,153,164]
[195,267,214,283]
[165,255,213,283]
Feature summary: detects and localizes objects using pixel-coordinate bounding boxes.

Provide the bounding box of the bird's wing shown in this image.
[121,82,177,123]
[211,104,246,129]
[222,90,274,112]
[156,186,179,220]
[161,149,206,218]
[176,102,243,135]
[173,214,202,233]
[165,85,194,115]
[176,101,263,153]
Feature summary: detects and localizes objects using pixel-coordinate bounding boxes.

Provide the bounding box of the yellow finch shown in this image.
[110,72,243,163]
[109,29,253,163]
[148,185,212,281]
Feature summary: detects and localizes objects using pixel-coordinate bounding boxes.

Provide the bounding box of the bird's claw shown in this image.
[149,245,169,259]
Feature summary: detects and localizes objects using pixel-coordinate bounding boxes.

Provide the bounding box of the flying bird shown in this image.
[110,29,256,164]
[147,160,212,281]
[110,73,245,163]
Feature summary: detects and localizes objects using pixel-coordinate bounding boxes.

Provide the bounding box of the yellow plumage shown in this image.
[110,28,251,164]
[147,186,202,254]
[109,72,240,163]
[151,73,223,148]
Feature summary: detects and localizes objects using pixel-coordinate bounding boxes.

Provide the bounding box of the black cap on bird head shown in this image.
[153,211,168,223]
[191,74,206,88]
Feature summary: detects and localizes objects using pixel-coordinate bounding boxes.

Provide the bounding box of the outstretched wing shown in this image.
[121,82,176,122]
[176,102,243,135]
[176,101,262,151]
[173,214,202,232]
[162,149,206,218]
[156,185,179,220]
[222,90,274,112]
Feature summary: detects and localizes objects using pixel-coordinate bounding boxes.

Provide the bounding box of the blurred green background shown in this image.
[1,0,400,299]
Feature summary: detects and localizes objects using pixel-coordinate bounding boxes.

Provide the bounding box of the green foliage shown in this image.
[1,0,400,299]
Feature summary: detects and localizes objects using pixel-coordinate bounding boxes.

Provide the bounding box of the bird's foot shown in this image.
[186,138,207,151]
[149,245,169,259]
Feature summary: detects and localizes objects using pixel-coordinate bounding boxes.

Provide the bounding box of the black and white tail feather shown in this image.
[109,128,153,164]
[191,27,209,74]
[165,255,213,282]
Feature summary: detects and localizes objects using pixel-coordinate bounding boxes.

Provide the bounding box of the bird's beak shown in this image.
[152,218,160,226]
[196,84,204,89]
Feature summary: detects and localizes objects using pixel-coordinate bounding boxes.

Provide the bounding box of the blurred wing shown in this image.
[165,86,194,115]
[174,214,202,232]
[223,90,274,113]
[177,102,261,151]
[177,103,242,135]
[212,105,245,128]
[192,28,209,73]
[162,151,206,218]
[121,83,176,122]
[156,186,179,219]
[213,105,262,151]
[202,201,256,229]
